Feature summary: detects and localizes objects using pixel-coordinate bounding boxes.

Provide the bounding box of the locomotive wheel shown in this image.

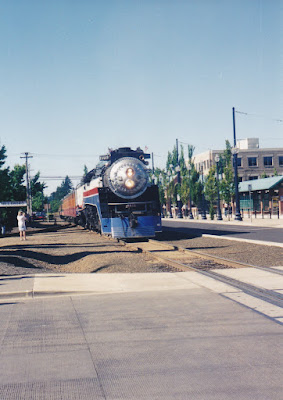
[85,205,101,233]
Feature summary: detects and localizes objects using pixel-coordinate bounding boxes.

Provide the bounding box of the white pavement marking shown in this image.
[202,233,283,248]
[223,292,283,320]
[176,272,283,322]
[212,268,283,293]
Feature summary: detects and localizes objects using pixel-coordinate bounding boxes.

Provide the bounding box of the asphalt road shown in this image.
[162,219,283,244]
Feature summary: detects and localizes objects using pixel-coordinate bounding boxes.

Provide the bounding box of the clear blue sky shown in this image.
[0,0,282,194]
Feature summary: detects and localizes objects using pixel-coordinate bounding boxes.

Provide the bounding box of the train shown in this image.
[60,147,162,239]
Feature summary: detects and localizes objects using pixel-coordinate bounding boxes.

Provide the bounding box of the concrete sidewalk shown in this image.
[0,286,282,399]
[0,273,201,299]
[1,271,282,325]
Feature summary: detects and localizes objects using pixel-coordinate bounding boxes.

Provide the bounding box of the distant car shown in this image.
[33,212,46,221]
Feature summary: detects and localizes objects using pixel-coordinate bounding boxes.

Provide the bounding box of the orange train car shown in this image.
[60,191,76,220]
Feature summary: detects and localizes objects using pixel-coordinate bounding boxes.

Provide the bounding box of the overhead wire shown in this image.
[235,110,283,123]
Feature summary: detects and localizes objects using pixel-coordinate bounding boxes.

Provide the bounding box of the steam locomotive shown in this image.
[60,147,162,239]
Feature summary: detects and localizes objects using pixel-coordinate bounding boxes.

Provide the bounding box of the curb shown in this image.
[162,217,283,228]
[0,290,97,300]
[202,234,283,248]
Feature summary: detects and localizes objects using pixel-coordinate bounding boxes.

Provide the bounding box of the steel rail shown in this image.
[148,239,283,277]
[120,238,283,308]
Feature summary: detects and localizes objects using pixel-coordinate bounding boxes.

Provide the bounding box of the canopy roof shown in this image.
[239,176,283,192]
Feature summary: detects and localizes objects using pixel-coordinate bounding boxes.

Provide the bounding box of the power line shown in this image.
[8,153,99,158]
[235,110,283,123]
[31,153,100,158]
[36,177,82,180]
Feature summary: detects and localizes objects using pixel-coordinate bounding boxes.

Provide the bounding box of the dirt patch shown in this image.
[156,234,283,267]
[0,225,173,275]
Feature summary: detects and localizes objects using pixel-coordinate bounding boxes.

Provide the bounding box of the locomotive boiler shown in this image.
[60,147,162,239]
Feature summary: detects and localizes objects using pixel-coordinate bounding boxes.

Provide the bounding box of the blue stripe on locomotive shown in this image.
[101,215,161,239]
[84,192,161,239]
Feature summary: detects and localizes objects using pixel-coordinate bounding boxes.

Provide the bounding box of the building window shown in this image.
[248,176,258,180]
[263,156,273,166]
[279,156,283,167]
[232,157,242,167]
[248,157,257,167]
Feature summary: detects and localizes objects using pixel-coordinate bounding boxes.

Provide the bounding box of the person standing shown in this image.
[17,211,27,240]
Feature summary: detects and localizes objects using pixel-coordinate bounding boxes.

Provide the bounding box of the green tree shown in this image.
[9,164,26,201]
[49,176,73,212]
[166,145,178,171]
[220,140,234,208]
[184,144,202,208]
[83,165,88,177]
[30,172,46,197]
[151,167,166,206]
[205,165,217,219]
[0,145,11,202]
[49,199,61,213]
[187,144,195,163]
[0,147,27,226]
[180,175,190,206]
[32,191,46,212]
[179,145,186,176]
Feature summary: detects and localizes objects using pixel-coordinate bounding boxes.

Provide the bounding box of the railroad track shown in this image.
[121,238,283,309]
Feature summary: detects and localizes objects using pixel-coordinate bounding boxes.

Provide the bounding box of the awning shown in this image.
[239,176,283,193]
[0,201,27,208]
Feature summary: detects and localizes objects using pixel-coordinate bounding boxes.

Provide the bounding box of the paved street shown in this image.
[0,287,282,400]
[162,218,283,244]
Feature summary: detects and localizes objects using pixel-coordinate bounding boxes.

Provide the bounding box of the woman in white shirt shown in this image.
[17,211,27,240]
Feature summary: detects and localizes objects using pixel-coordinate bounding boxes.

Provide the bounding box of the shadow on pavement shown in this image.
[0,248,140,270]
[156,226,249,242]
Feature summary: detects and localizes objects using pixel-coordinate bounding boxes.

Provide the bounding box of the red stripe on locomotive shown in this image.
[83,187,99,197]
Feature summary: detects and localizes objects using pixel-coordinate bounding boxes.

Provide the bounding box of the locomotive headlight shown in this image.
[107,157,149,199]
[125,179,135,188]
[126,168,134,177]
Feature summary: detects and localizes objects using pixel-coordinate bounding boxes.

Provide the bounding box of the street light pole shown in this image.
[215,154,222,220]
[201,163,207,219]
[176,165,183,218]
[175,139,183,218]
[188,164,194,219]
[167,170,173,218]
[159,173,164,218]
[232,107,242,221]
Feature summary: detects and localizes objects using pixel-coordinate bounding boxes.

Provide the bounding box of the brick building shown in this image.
[192,138,283,181]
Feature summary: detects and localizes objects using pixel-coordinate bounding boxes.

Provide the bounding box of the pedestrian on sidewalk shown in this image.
[17,210,27,241]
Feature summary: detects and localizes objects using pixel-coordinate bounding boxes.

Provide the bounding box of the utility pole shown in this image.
[151,152,155,184]
[232,108,242,221]
[176,138,179,162]
[20,152,33,216]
